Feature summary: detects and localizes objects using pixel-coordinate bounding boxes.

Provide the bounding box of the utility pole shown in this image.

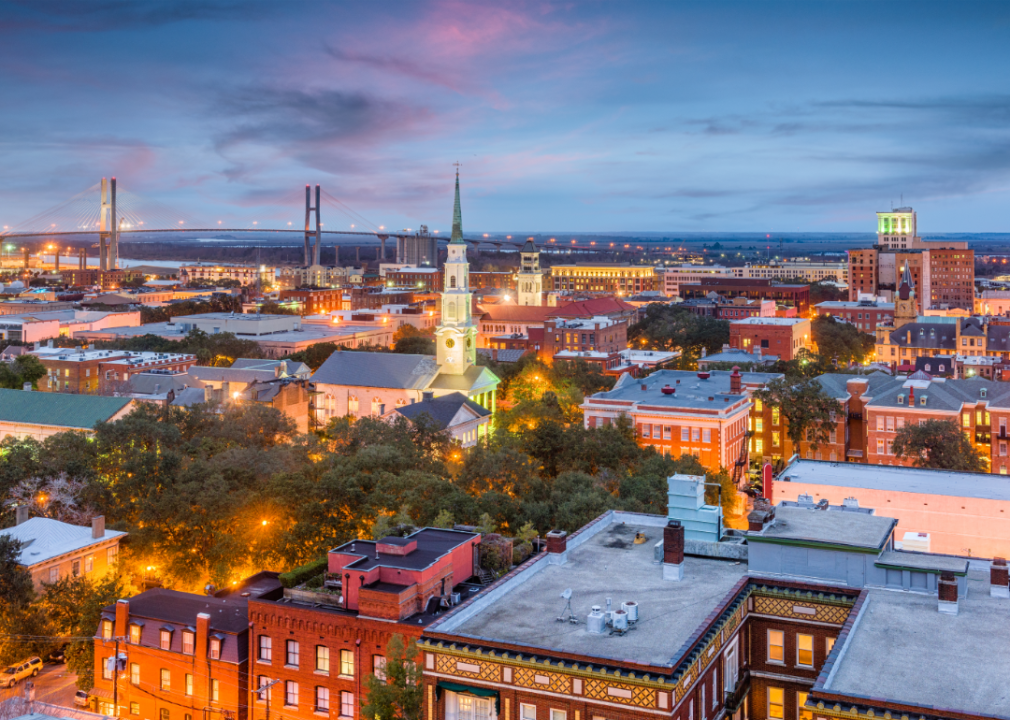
[112,636,121,717]
[254,677,282,720]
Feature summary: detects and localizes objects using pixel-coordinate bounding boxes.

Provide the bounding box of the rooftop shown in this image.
[729,316,809,326]
[822,566,1010,716]
[431,512,747,667]
[0,389,132,429]
[585,369,781,412]
[2,517,127,566]
[312,351,439,390]
[777,459,1010,503]
[102,587,271,635]
[332,528,479,573]
[395,392,490,427]
[750,505,896,551]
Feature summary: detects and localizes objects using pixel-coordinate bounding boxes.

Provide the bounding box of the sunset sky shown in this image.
[1,0,1008,233]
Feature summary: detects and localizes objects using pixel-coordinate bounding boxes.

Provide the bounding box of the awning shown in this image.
[90,688,114,700]
[436,681,500,713]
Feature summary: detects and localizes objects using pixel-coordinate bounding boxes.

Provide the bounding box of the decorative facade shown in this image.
[516,240,543,307]
[435,172,478,376]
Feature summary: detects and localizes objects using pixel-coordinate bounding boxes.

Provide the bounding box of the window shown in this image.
[160,710,170,720]
[876,416,884,431]
[724,638,739,692]
[767,687,784,720]
[286,640,300,667]
[754,399,762,412]
[130,663,140,685]
[85,555,94,573]
[772,407,780,425]
[257,676,270,702]
[316,646,330,673]
[211,679,220,703]
[767,629,785,663]
[681,427,689,442]
[455,695,492,720]
[755,438,763,454]
[108,546,118,565]
[340,649,354,677]
[316,686,330,713]
[642,424,651,439]
[797,633,814,667]
[373,655,386,680]
[877,438,885,454]
[701,686,706,720]
[826,637,836,654]
[551,711,566,720]
[182,631,194,655]
[285,681,299,707]
[129,624,142,644]
[72,559,81,576]
[755,419,763,432]
[186,674,193,696]
[210,637,221,660]
[160,668,170,691]
[772,432,780,447]
[348,396,359,414]
[101,620,113,640]
[797,691,812,720]
[130,702,140,715]
[160,630,172,651]
[702,429,711,443]
[259,635,272,661]
[102,657,113,680]
[340,691,355,718]
[664,426,672,440]
[963,413,970,428]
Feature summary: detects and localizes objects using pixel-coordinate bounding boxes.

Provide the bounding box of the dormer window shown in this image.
[920,395,927,406]
[129,623,143,644]
[897,395,905,405]
[982,388,988,398]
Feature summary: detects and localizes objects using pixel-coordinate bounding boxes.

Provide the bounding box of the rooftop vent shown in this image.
[661,385,675,395]
[640,383,647,391]
[697,371,710,380]
[991,558,1009,598]
[587,606,606,634]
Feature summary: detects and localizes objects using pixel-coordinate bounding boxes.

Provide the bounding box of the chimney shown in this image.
[640,383,647,391]
[115,598,129,639]
[15,505,29,525]
[991,558,1009,598]
[747,499,776,532]
[730,366,741,394]
[938,572,959,614]
[663,520,685,581]
[92,515,105,539]
[422,390,434,402]
[195,612,211,703]
[546,530,568,565]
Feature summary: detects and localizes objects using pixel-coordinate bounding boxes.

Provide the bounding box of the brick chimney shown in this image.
[991,557,1009,598]
[546,530,567,565]
[730,366,741,394]
[15,505,29,526]
[92,516,105,539]
[195,613,211,705]
[938,572,959,615]
[747,499,776,532]
[115,599,129,639]
[663,520,685,581]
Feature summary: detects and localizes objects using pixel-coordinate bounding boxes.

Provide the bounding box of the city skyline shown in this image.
[1,1,1009,233]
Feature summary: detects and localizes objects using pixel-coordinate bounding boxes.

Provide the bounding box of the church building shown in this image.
[311,172,500,428]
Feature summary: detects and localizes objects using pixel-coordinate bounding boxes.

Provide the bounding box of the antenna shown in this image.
[556,588,577,624]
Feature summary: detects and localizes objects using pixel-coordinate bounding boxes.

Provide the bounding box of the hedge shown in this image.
[279,557,328,588]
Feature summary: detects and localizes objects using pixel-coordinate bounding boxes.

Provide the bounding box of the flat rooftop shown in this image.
[730,317,808,326]
[752,506,896,551]
[433,514,747,667]
[586,369,782,412]
[332,528,479,572]
[779,460,1010,503]
[822,566,1010,716]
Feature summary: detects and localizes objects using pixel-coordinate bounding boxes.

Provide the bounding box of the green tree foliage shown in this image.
[0,536,33,608]
[0,535,50,666]
[139,295,242,324]
[362,635,423,720]
[284,342,340,371]
[91,328,264,365]
[628,304,729,369]
[257,301,300,315]
[393,325,435,355]
[809,280,845,304]
[812,315,874,367]
[0,354,46,389]
[892,418,988,472]
[754,377,842,449]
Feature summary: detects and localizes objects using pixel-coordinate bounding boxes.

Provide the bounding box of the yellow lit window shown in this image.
[772,432,780,447]
[797,633,814,666]
[963,413,970,428]
[767,687,784,720]
[754,399,763,412]
[767,629,784,663]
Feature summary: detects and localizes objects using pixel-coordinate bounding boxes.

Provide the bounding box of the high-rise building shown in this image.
[515,239,543,306]
[434,172,478,375]
[396,225,438,267]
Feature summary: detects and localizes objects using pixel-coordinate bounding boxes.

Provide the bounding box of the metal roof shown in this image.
[396,392,490,428]
[311,351,440,390]
[0,389,132,429]
[2,517,126,566]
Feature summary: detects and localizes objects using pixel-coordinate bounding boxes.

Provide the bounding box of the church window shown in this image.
[450,276,456,289]
[447,302,456,320]
[348,396,359,414]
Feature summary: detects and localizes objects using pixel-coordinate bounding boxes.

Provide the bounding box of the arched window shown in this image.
[348,396,359,414]
[371,397,384,415]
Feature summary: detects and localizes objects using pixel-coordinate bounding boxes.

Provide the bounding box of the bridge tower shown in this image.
[304,184,321,267]
[98,177,119,271]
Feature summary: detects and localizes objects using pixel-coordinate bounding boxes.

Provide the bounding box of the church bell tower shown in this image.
[893,263,917,329]
[516,239,543,306]
[435,170,477,374]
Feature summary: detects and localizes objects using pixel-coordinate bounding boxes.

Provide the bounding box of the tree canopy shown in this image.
[892,418,988,472]
[754,376,842,449]
[628,304,729,368]
[0,354,46,389]
[362,635,423,720]
[812,315,875,367]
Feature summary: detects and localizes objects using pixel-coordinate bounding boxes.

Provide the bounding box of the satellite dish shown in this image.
[561,588,572,600]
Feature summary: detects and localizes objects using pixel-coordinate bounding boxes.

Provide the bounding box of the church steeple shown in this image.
[436,169,477,374]
[894,263,917,329]
[450,169,464,244]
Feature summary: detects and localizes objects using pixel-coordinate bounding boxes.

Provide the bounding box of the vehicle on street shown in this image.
[74,690,90,707]
[0,657,42,688]
[48,646,67,664]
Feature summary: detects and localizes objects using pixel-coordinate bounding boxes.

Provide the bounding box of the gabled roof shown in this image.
[1,517,126,566]
[428,365,500,393]
[102,588,258,634]
[476,304,555,323]
[550,297,637,318]
[311,350,440,390]
[395,391,490,428]
[888,322,956,349]
[0,389,132,429]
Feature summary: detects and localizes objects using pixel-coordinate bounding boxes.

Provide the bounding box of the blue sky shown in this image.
[1,0,1009,233]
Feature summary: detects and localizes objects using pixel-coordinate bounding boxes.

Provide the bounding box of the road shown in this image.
[0,662,79,707]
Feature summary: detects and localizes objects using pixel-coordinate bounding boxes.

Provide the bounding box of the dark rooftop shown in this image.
[105,589,253,634]
[332,528,479,572]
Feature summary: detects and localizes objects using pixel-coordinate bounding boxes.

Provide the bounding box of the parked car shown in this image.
[74,690,90,707]
[48,646,67,664]
[0,657,42,688]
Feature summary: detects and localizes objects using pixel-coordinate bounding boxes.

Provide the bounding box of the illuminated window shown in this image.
[316,646,329,673]
[129,624,142,644]
[826,637,836,654]
[160,630,171,651]
[767,687,784,720]
[797,634,814,667]
[340,649,354,677]
[130,663,139,685]
[160,668,170,691]
[209,637,221,660]
[211,679,220,703]
[186,674,193,696]
[767,629,784,663]
[182,631,194,655]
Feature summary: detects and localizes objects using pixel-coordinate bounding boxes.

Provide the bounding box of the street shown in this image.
[0,662,79,708]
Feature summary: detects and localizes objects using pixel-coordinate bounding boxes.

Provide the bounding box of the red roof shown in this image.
[551,297,637,318]
[477,304,555,323]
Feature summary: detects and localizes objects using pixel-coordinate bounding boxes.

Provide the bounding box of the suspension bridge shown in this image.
[0,178,551,272]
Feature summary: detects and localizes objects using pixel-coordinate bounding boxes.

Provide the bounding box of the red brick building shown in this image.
[247,529,481,720]
[469,272,515,291]
[728,317,812,361]
[541,316,627,360]
[680,279,811,316]
[35,348,197,394]
[924,247,974,309]
[280,288,345,315]
[387,268,443,293]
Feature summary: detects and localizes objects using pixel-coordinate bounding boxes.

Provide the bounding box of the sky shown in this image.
[1,0,1009,234]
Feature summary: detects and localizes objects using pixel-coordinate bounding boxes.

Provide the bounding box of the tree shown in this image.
[812,315,874,367]
[754,377,842,450]
[809,280,845,304]
[285,342,340,371]
[362,635,423,720]
[628,304,729,368]
[892,418,988,472]
[393,325,435,355]
[0,354,46,389]
[0,536,33,609]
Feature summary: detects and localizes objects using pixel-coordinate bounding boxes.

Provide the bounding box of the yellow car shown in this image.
[0,657,42,688]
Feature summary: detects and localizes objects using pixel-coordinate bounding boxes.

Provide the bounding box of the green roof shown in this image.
[0,389,132,430]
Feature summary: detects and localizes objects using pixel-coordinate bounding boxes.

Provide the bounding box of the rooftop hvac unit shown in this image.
[611,609,628,632]
[622,601,638,623]
[586,606,606,634]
